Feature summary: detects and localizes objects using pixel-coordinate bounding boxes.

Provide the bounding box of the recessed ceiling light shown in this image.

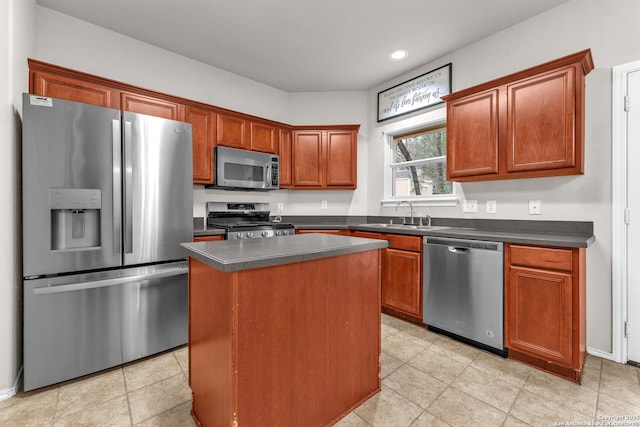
[389,50,408,61]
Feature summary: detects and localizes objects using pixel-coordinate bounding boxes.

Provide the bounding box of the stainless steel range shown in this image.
[206,202,295,240]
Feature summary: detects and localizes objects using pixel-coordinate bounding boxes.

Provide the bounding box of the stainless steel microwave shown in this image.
[206,146,279,191]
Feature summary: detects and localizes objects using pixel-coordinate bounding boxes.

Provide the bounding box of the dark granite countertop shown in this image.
[181,233,389,272]
[192,216,595,248]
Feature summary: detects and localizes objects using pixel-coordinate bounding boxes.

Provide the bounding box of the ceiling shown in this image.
[37,0,571,92]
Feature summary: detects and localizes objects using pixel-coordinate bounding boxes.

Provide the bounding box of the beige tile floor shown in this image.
[1,314,640,426]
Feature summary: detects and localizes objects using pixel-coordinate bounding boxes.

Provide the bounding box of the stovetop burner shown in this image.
[206,201,295,240]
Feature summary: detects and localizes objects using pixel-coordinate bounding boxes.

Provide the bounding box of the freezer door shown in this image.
[122,112,193,265]
[22,94,122,277]
[23,262,188,391]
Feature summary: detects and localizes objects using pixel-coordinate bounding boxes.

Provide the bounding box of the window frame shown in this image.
[381,113,457,207]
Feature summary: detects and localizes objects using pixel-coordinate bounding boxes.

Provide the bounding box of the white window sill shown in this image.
[381,196,459,207]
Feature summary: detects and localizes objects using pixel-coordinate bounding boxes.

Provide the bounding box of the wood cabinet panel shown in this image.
[510,245,572,271]
[193,235,224,242]
[119,91,182,120]
[293,131,323,187]
[505,243,586,383]
[507,67,576,172]
[382,248,422,318]
[444,49,593,182]
[292,126,358,189]
[295,229,350,235]
[351,231,382,240]
[506,266,573,366]
[30,70,113,107]
[385,234,422,252]
[185,107,216,184]
[326,130,357,188]
[216,113,248,149]
[250,122,278,153]
[447,89,499,178]
[278,128,293,188]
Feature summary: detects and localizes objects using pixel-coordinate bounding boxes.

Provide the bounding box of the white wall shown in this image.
[367,0,640,353]
[0,0,35,398]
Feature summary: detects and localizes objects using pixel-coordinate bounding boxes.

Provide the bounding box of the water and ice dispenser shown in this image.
[50,188,101,250]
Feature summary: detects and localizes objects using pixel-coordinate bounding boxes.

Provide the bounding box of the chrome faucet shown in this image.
[395,200,414,225]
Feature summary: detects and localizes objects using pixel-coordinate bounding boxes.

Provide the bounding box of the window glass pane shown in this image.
[392,162,452,197]
[394,128,446,164]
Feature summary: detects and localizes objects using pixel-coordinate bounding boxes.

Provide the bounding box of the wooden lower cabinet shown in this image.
[352,231,423,323]
[505,244,586,383]
[295,229,350,235]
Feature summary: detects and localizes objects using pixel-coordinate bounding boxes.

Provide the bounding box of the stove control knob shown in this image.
[275,230,282,236]
[237,233,245,239]
[247,232,254,238]
[262,231,269,237]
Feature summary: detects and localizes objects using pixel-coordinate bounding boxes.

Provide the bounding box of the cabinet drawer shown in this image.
[509,245,572,271]
[352,231,382,240]
[384,234,421,252]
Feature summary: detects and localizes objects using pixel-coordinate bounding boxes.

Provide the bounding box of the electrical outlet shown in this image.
[277,202,284,212]
[321,200,328,209]
[463,200,478,213]
[486,200,497,214]
[529,200,542,215]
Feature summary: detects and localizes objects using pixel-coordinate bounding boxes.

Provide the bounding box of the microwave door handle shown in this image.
[264,163,270,188]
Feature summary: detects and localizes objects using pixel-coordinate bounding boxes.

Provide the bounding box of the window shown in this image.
[390,125,453,199]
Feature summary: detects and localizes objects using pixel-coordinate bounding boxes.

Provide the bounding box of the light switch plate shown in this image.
[486,200,497,214]
[529,200,542,215]
[277,202,284,212]
[463,200,478,213]
[321,200,328,209]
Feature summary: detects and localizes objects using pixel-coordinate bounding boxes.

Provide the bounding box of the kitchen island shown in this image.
[180,234,388,427]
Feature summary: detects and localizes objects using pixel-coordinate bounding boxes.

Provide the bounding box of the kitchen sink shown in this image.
[359,223,450,231]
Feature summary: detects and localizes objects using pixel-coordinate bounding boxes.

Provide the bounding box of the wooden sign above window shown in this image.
[377,63,452,122]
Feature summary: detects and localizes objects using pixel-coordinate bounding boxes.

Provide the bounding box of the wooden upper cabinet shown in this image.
[119,91,182,120]
[292,125,359,189]
[506,67,576,172]
[326,130,357,187]
[443,49,593,182]
[185,106,216,184]
[30,69,113,107]
[278,127,293,188]
[216,113,248,149]
[446,89,499,179]
[293,130,324,187]
[250,122,278,154]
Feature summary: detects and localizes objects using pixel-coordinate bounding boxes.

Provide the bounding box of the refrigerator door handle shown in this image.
[112,119,122,255]
[32,266,188,295]
[123,121,133,254]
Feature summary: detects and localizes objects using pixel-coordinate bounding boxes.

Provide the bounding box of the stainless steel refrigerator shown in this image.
[21,93,193,391]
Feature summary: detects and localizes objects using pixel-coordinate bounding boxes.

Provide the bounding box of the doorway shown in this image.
[612,60,640,364]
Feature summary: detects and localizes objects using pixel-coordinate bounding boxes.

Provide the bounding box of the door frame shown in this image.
[612,60,640,363]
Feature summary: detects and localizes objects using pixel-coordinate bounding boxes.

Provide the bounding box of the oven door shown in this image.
[212,146,279,190]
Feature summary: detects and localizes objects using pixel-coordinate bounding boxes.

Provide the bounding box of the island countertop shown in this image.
[181,233,389,272]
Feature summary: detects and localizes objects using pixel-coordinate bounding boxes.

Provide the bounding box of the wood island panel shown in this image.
[188,249,382,427]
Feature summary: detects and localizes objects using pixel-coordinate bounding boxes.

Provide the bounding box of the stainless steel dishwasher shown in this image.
[423,237,505,355]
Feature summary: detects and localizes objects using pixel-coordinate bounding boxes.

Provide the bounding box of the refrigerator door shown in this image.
[22,94,122,277]
[122,112,193,266]
[23,261,188,391]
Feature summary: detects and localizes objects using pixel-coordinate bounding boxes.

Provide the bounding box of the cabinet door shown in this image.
[325,130,357,188]
[506,67,576,172]
[194,235,224,242]
[293,131,323,187]
[120,92,182,120]
[216,114,248,149]
[278,128,293,188]
[446,89,500,179]
[506,265,573,366]
[185,106,216,184]
[250,122,278,153]
[31,70,113,107]
[382,249,422,318]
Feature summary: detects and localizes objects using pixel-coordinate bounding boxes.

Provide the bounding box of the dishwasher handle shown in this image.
[448,246,470,254]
